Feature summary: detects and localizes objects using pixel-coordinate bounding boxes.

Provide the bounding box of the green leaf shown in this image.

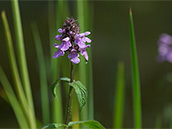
[69,81,87,110]
[68,120,105,129]
[50,77,70,98]
[41,123,67,129]
[129,8,142,128]
[113,62,125,128]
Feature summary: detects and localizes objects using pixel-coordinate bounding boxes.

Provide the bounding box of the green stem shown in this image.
[11,1,36,128]
[65,63,74,125]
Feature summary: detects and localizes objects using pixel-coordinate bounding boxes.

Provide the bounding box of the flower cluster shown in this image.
[53,17,91,64]
[157,33,172,63]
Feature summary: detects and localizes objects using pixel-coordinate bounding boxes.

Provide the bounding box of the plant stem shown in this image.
[65,62,74,125]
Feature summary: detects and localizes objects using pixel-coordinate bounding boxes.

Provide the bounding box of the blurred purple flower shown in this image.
[157,33,172,63]
[53,17,91,64]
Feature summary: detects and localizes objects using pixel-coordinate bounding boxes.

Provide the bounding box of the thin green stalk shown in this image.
[155,113,162,129]
[65,63,74,125]
[1,11,35,128]
[31,22,50,124]
[0,67,29,128]
[87,1,94,120]
[129,8,142,129]
[11,1,36,127]
[77,0,88,121]
[113,62,125,128]
[49,0,63,123]
[0,66,29,128]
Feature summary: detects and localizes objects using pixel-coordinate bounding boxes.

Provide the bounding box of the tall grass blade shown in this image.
[48,0,63,123]
[113,62,125,128]
[129,8,142,129]
[77,0,88,121]
[1,10,35,128]
[31,22,50,124]
[11,0,36,127]
[87,1,94,120]
[0,66,29,128]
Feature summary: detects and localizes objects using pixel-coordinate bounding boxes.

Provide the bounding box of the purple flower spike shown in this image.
[157,33,172,63]
[53,17,91,64]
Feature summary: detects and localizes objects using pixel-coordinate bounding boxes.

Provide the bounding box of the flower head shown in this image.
[157,33,172,62]
[53,17,91,64]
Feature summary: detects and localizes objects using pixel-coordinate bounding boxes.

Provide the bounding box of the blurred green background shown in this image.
[1,1,172,128]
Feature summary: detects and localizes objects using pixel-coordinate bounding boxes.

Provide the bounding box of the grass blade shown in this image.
[77,0,88,121]
[87,1,94,120]
[129,8,142,128]
[11,0,36,127]
[1,10,35,128]
[31,22,50,124]
[0,66,29,128]
[113,62,125,128]
[48,0,63,123]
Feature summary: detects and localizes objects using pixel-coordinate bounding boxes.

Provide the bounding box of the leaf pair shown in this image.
[42,120,105,129]
[50,77,87,110]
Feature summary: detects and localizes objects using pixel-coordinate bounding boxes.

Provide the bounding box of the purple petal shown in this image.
[60,42,71,51]
[158,44,169,56]
[58,28,63,33]
[68,49,79,59]
[78,42,86,49]
[54,43,60,48]
[83,37,91,43]
[55,35,61,41]
[71,57,80,64]
[62,37,70,42]
[84,31,91,35]
[70,31,73,34]
[53,50,64,58]
[67,41,72,47]
[81,50,89,60]
[75,37,82,44]
[158,33,172,45]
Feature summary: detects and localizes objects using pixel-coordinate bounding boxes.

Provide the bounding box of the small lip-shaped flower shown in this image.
[80,45,90,61]
[53,49,64,58]
[55,28,65,41]
[157,33,172,62]
[54,37,72,51]
[77,32,91,43]
[58,28,65,33]
[68,49,80,64]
